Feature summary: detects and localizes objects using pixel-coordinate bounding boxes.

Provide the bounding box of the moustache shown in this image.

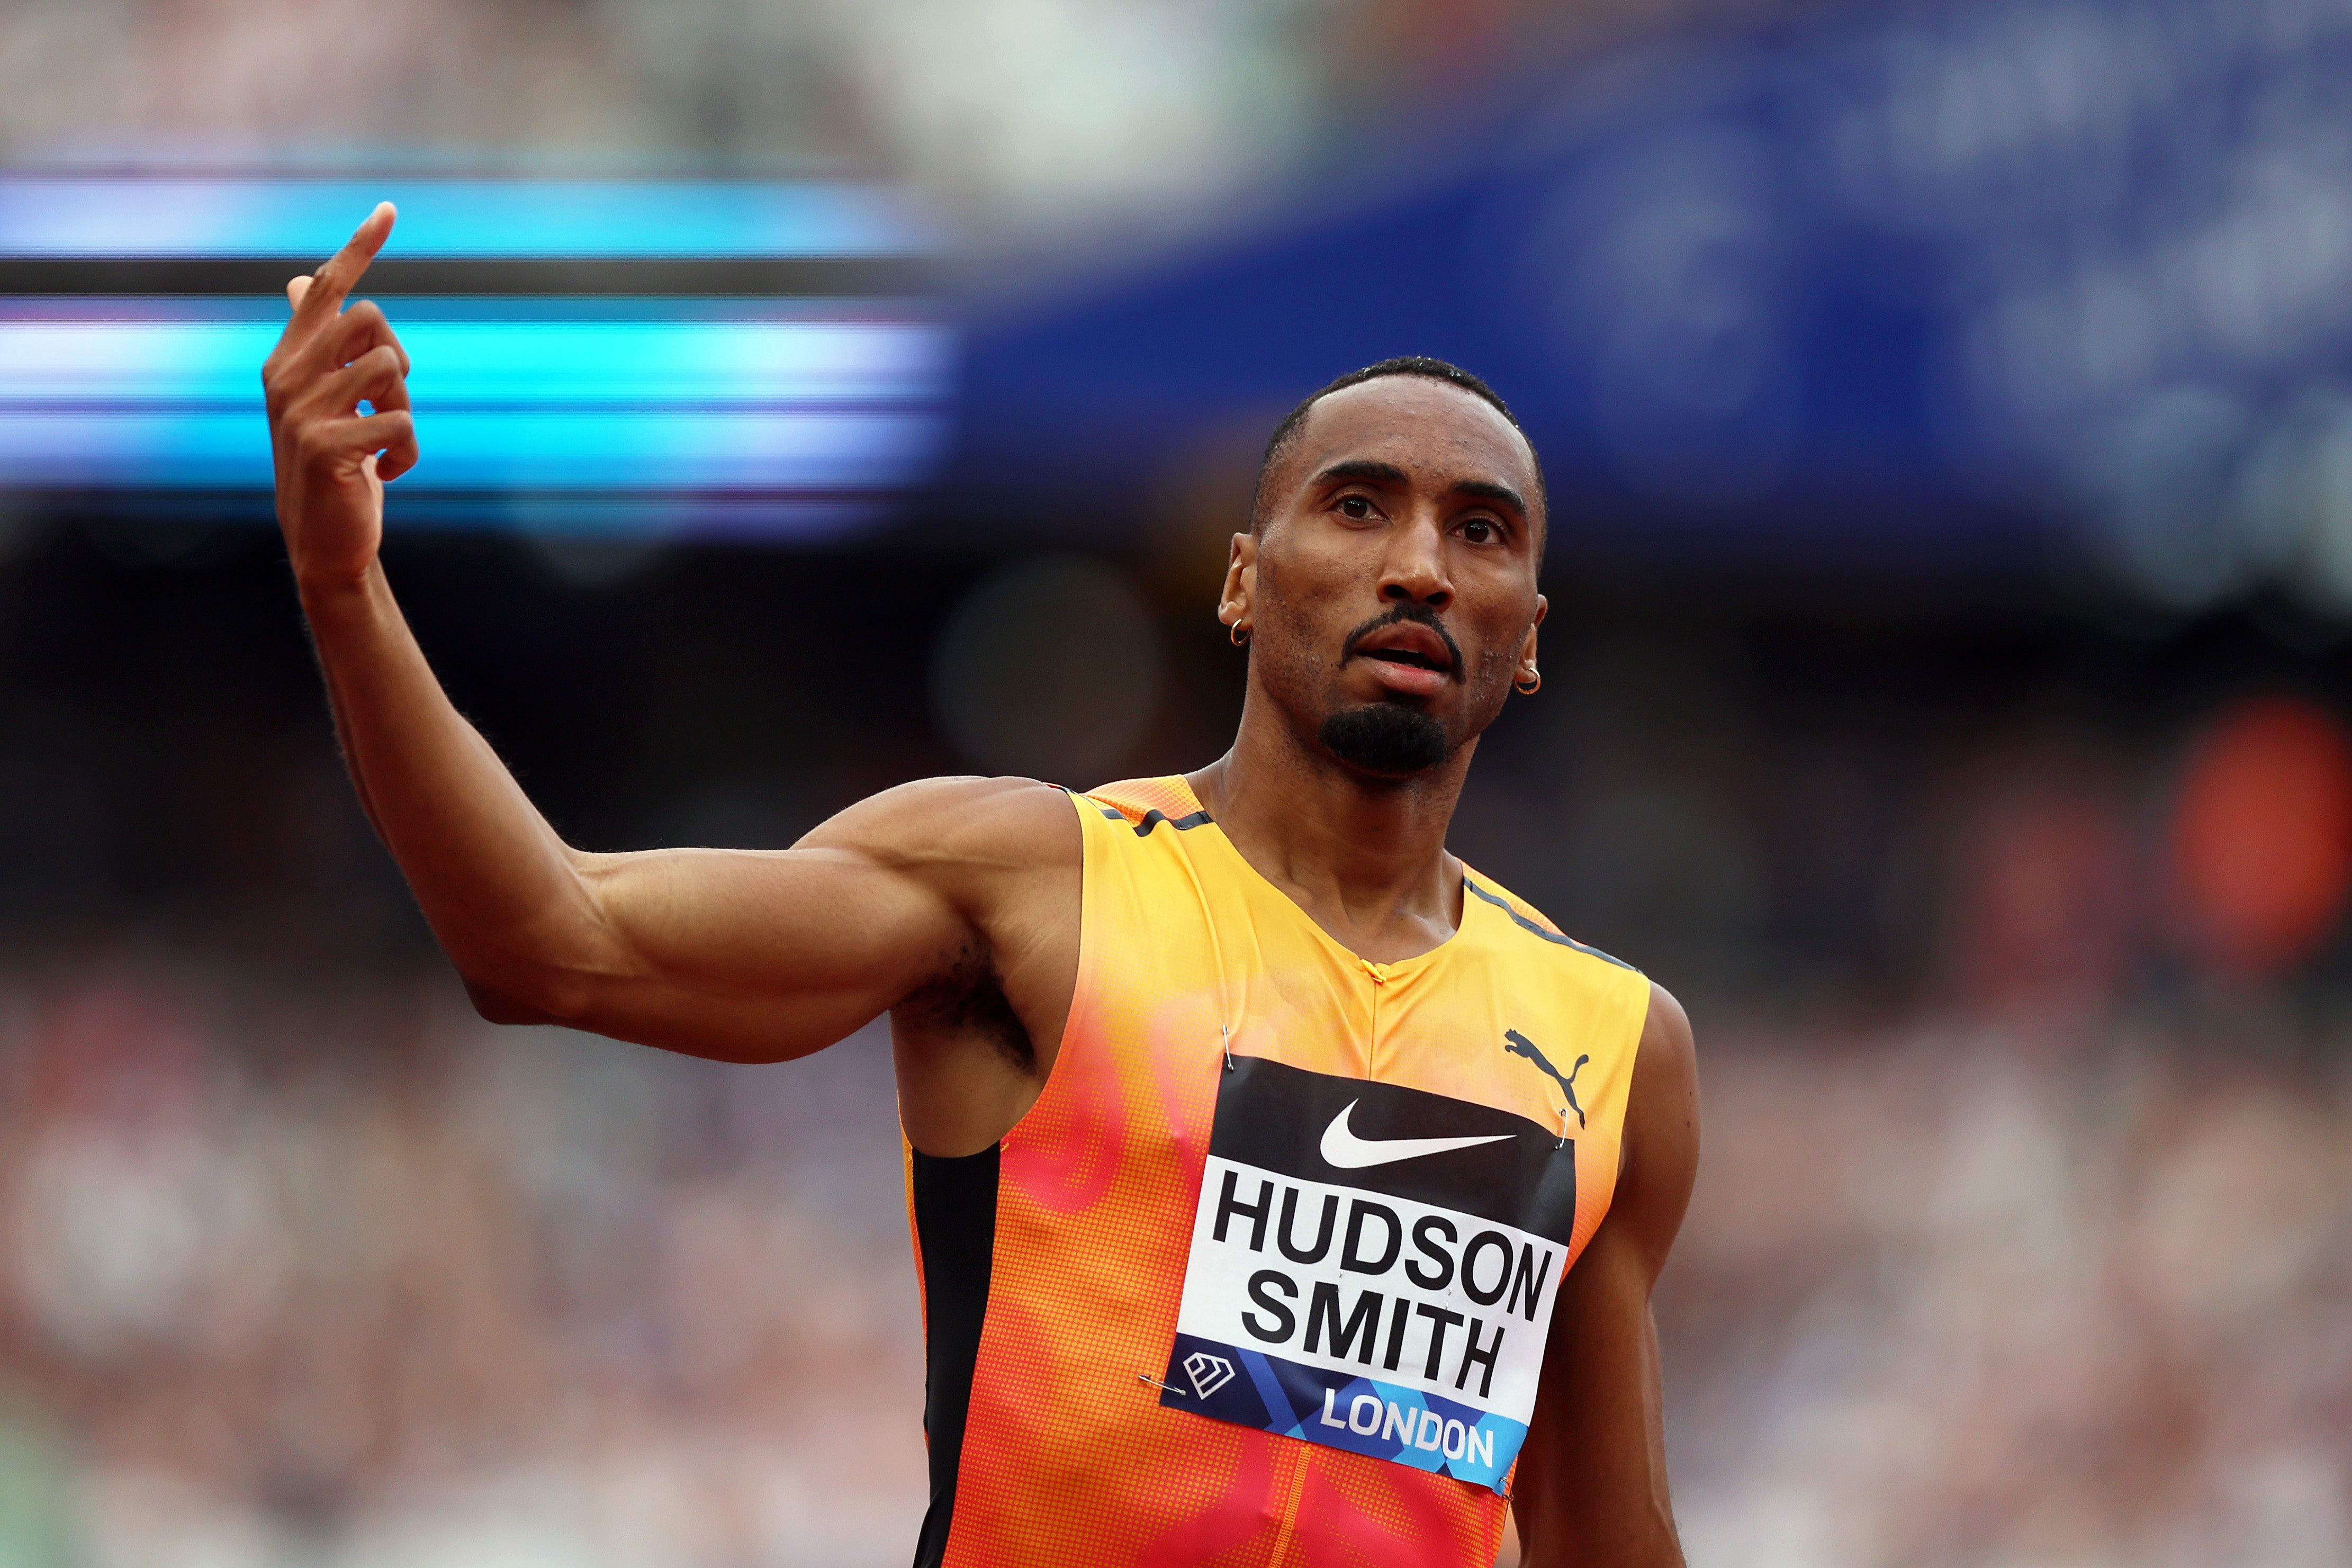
[1339,602,1466,684]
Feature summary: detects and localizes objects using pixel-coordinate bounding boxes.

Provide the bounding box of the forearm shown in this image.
[300,558,610,1004]
[259,208,1050,1062]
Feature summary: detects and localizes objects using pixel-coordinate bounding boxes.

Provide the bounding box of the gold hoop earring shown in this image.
[1514,668,1540,695]
[1229,621,1251,647]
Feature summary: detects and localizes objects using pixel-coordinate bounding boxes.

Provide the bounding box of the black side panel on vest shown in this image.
[909,1143,1001,1568]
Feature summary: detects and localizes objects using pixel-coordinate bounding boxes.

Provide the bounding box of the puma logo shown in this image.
[1504,1030,1587,1129]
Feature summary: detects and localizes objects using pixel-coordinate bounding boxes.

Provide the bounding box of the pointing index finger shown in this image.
[291,201,395,329]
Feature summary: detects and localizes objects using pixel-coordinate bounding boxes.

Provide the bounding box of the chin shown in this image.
[1318,702,1453,776]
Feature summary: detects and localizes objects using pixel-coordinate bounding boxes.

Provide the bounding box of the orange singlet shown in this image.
[905,776,1651,1568]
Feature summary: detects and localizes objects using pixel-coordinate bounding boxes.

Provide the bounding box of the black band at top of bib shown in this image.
[1209,1056,1578,1246]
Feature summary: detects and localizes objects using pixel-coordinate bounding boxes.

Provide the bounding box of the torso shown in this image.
[898,775,1653,1568]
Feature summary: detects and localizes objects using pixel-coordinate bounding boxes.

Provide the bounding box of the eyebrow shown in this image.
[1449,478,1529,520]
[1313,459,1529,522]
[1311,459,1411,490]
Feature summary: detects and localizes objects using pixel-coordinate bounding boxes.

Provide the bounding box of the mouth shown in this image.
[1362,646,1449,674]
[1348,619,1459,682]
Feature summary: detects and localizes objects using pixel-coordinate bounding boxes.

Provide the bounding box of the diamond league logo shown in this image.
[1183,1350,1236,1400]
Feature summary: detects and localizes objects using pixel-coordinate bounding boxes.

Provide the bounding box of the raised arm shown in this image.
[1512,981,1701,1568]
[262,208,1078,1126]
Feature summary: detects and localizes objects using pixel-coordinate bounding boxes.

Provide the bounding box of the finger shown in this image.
[374,437,421,483]
[308,299,412,378]
[307,344,411,418]
[274,301,411,401]
[273,203,391,359]
[295,408,416,474]
[267,273,317,363]
[361,410,421,482]
[290,202,396,336]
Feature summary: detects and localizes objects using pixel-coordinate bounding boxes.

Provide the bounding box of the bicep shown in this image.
[1512,983,1699,1568]
[498,777,1068,1064]
[554,840,965,1059]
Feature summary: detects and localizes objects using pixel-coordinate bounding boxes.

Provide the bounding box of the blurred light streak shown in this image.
[0,178,951,535]
[0,405,945,493]
[0,304,952,517]
[0,178,932,258]
[0,308,946,405]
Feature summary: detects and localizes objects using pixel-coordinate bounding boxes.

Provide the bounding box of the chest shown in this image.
[1042,923,1603,1499]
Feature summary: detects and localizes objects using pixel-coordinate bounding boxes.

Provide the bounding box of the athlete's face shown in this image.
[1221,377,1546,778]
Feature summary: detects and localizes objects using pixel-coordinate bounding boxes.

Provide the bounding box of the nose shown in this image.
[1377,513,1452,608]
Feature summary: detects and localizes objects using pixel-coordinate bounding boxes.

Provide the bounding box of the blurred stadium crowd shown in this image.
[4,0,2352,1563]
[0,528,2343,1567]
[0,0,1775,250]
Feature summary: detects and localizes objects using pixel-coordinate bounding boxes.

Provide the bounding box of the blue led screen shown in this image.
[0,179,931,259]
[948,0,2352,597]
[0,180,951,538]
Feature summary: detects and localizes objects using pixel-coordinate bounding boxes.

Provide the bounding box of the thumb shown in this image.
[285,275,313,309]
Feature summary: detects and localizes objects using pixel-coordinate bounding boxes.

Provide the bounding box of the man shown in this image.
[264,204,1699,1567]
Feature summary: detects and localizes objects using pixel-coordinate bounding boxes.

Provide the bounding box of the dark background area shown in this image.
[12,515,2352,1020]
[6,469,2350,1568]
[6,0,2352,1561]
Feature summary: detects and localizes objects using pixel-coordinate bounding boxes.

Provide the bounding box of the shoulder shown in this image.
[1633,981,1697,1130]
[1457,864,1642,977]
[794,774,1082,878]
[1074,773,1211,832]
[1615,980,1699,1271]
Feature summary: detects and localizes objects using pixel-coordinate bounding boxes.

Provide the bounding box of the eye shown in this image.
[1459,517,1498,544]
[1337,494,1374,520]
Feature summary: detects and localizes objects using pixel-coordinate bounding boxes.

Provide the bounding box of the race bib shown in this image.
[1155,1055,1576,1493]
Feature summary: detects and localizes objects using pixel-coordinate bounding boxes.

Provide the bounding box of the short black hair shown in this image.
[1249,355,1546,534]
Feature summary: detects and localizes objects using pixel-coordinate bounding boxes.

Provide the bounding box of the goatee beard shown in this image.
[1319,703,1451,777]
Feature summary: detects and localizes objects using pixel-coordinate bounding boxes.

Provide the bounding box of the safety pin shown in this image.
[1137,1373,1184,1396]
[1220,1023,1235,1072]
[1555,1106,1569,1148]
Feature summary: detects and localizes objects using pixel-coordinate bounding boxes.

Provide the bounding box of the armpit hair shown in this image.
[897,939,1037,1075]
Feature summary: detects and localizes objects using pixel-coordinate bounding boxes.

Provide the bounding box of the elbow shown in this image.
[459,967,597,1028]
[447,891,627,1029]
[463,976,551,1026]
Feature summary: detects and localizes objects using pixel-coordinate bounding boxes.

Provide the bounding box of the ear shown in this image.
[1518,592,1546,672]
[1218,531,1259,635]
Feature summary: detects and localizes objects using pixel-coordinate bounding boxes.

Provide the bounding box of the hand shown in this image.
[262,202,417,587]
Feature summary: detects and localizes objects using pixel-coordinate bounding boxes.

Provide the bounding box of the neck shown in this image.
[1187,688,1474,965]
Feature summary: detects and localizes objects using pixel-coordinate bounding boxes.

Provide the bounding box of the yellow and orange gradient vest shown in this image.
[905,776,1651,1567]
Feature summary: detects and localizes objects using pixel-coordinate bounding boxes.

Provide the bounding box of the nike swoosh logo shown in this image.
[1318,1101,1515,1169]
